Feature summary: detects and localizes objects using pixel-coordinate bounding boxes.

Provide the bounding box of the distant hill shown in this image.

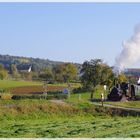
[0,54,81,72]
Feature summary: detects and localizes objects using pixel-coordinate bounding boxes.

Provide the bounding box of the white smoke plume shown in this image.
[115,23,140,72]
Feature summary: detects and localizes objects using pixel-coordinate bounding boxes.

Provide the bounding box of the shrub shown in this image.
[47,90,63,94]
[12,94,68,100]
[0,88,7,93]
[72,87,87,93]
[0,93,12,100]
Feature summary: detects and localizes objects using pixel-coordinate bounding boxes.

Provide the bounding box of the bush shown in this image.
[72,87,87,93]
[0,88,7,93]
[12,94,67,100]
[0,93,12,100]
[47,90,63,94]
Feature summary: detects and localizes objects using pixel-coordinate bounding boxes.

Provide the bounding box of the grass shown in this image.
[1,115,140,138]
[66,92,90,103]
[66,85,107,106]
[0,99,140,137]
[1,82,140,138]
[48,82,81,88]
[0,79,80,90]
[0,80,42,89]
[105,101,140,108]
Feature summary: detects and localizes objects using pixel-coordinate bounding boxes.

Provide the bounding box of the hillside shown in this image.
[0,54,81,72]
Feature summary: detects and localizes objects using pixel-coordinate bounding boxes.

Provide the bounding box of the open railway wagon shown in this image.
[133,84,140,99]
[107,81,140,101]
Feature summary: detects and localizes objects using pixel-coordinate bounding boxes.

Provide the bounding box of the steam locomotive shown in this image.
[107,81,137,101]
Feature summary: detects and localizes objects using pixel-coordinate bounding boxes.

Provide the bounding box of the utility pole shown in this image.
[67,83,71,98]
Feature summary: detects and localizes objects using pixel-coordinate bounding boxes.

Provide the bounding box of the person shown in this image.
[101,93,104,107]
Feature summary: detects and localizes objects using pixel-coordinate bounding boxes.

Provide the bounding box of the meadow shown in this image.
[0,80,140,138]
[0,99,140,138]
[0,80,42,89]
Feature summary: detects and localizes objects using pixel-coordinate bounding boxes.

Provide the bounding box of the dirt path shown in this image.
[92,102,140,112]
[51,99,140,112]
[50,99,68,105]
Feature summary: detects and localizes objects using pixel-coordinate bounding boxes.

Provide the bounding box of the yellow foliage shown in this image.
[117,73,127,83]
[0,93,12,100]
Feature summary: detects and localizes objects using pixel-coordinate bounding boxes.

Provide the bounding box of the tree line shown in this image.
[0,58,127,94]
[0,63,78,83]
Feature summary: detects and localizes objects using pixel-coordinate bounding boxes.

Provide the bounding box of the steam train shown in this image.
[107,79,140,101]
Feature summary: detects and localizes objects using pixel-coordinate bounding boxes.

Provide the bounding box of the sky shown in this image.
[0,3,140,66]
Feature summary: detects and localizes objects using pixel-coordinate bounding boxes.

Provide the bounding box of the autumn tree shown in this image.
[0,64,8,80]
[80,59,114,99]
[100,64,115,88]
[39,67,54,83]
[52,63,78,83]
[62,63,77,83]
[10,64,20,79]
[117,73,127,83]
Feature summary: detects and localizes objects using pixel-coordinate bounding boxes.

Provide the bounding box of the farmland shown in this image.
[0,80,42,89]
[0,80,140,138]
[0,80,80,95]
[0,99,140,137]
[10,85,66,94]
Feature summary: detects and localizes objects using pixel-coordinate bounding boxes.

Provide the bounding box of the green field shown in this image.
[0,80,42,89]
[0,99,140,138]
[0,80,81,89]
[69,92,140,109]
[1,114,140,137]
[0,80,140,138]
